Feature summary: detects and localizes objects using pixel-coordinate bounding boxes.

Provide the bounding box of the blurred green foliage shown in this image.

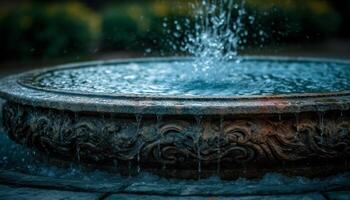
[101,2,188,52]
[0,0,347,61]
[244,0,341,46]
[0,2,99,60]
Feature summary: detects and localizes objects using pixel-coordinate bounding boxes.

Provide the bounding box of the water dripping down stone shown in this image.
[76,145,80,163]
[135,114,143,174]
[318,111,325,137]
[195,115,203,179]
[217,115,224,175]
[156,114,163,168]
[295,113,300,133]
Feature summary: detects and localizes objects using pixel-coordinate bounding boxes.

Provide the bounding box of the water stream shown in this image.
[183,0,247,72]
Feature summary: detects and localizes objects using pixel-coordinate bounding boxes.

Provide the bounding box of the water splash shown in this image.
[164,0,248,78]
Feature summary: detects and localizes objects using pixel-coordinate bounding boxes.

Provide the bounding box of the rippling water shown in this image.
[31,58,350,96]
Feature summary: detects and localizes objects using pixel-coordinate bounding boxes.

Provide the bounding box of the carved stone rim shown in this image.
[0,56,350,115]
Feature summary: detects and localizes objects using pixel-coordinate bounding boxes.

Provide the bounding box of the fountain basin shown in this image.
[1,57,350,179]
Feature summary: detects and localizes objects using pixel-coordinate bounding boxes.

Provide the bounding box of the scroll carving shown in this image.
[2,103,350,170]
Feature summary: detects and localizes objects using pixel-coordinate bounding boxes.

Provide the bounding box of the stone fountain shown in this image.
[1,56,349,179]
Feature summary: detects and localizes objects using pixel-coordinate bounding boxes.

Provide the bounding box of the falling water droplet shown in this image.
[113,159,118,169]
[58,111,64,143]
[76,145,80,163]
[318,111,325,138]
[137,152,141,174]
[128,161,132,177]
[195,115,203,179]
[156,114,163,165]
[176,24,182,31]
[145,48,152,54]
[102,113,105,121]
[295,113,300,133]
[135,114,143,174]
[74,112,78,123]
[217,115,224,175]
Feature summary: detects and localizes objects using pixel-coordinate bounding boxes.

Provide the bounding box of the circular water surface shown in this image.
[29,58,350,97]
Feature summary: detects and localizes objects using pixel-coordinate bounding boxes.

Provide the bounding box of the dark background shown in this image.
[0,0,349,74]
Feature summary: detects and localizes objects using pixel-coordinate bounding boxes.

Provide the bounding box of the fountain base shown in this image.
[1,57,350,179]
[3,101,350,179]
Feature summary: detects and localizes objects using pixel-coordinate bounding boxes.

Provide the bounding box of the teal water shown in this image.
[32,59,350,96]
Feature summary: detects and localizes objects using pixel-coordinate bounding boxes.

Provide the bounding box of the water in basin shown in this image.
[31,59,350,97]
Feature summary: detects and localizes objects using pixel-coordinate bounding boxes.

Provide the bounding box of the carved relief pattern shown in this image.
[2,103,350,169]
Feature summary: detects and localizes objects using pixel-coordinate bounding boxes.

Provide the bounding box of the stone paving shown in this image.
[0,169,350,200]
[1,184,350,200]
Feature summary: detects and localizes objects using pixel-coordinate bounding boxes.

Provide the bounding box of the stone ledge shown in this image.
[105,193,326,200]
[0,170,126,193]
[0,184,331,200]
[326,191,350,200]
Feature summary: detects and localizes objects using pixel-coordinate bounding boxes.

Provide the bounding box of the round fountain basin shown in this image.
[0,57,350,179]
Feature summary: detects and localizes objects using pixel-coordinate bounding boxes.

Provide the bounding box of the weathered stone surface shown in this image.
[0,183,331,200]
[3,101,350,179]
[1,170,350,197]
[326,191,350,200]
[105,193,325,200]
[124,175,350,196]
[0,185,100,200]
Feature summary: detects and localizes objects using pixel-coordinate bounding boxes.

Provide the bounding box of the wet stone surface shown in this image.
[0,168,349,199]
[105,193,325,200]
[0,185,101,200]
[0,96,350,199]
[3,100,350,179]
[1,183,350,200]
[326,191,350,200]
